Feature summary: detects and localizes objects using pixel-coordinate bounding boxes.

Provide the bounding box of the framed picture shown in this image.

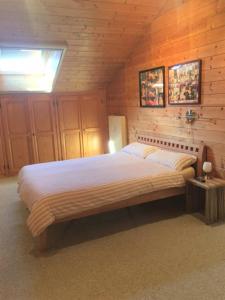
[168,60,202,105]
[139,66,165,108]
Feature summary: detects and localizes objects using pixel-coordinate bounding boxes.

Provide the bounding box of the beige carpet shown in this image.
[1,177,225,300]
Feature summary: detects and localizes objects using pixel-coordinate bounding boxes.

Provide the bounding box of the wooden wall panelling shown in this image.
[106,0,225,178]
[1,96,33,175]
[28,94,60,163]
[81,95,106,157]
[0,0,170,92]
[56,95,83,160]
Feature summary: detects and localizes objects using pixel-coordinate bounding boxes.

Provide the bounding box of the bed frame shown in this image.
[36,134,206,251]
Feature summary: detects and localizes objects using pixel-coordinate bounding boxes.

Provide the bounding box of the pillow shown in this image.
[121,142,158,158]
[145,149,197,171]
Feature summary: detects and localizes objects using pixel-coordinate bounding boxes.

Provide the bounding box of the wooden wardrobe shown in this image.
[0,112,6,176]
[0,91,107,175]
[57,94,105,160]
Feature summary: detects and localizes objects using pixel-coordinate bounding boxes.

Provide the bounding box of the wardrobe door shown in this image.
[0,111,6,175]
[28,95,59,163]
[80,96,106,157]
[57,96,83,160]
[1,96,33,174]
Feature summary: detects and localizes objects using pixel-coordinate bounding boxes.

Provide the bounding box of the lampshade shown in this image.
[203,161,212,174]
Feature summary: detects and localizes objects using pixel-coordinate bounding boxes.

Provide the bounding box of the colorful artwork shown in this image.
[168,60,201,105]
[139,66,165,107]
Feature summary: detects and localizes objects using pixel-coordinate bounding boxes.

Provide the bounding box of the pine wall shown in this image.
[106,0,225,178]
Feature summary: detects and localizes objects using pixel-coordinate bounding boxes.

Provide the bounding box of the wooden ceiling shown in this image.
[0,0,172,92]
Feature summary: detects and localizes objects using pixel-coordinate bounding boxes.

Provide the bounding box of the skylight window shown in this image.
[0,44,66,92]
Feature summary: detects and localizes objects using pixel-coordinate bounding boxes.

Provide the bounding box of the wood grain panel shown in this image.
[0,0,169,92]
[106,0,225,178]
[0,90,107,174]
[0,113,5,175]
[1,96,33,174]
[81,93,107,157]
[82,131,104,157]
[28,95,59,163]
[57,95,83,159]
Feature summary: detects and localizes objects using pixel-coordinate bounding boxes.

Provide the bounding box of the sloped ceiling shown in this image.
[0,0,171,92]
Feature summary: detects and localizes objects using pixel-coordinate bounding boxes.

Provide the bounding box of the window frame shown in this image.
[0,42,67,93]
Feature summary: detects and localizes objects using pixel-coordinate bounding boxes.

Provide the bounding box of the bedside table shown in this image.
[186,177,225,224]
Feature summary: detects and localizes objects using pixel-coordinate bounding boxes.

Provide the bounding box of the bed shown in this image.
[18,135,206,251]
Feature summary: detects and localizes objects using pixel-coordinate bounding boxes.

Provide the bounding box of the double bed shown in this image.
[18,135,206,251]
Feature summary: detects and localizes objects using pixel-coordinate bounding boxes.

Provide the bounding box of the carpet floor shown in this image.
[1,177,225,300]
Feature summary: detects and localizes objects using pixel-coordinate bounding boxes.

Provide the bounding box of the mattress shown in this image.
[18,152,194,237]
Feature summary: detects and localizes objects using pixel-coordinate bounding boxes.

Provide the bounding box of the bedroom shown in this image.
[1,0,225,299]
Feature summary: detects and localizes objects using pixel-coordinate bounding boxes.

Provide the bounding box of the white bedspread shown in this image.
[18,152,187,237]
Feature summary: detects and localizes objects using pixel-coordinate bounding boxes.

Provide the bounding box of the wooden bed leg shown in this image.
[36,230,48,252]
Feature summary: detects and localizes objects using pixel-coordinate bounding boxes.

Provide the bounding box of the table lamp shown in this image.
[203,161,212,180]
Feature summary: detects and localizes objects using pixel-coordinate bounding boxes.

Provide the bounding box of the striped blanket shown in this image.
[18,152,186,237]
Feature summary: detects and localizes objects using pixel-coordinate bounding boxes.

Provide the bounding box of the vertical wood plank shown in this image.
[106,0,225,178]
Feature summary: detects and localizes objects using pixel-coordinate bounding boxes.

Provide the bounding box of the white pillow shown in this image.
[146,149,197,171]
[121,142,158,159]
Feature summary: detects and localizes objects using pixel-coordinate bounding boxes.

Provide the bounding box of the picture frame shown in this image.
[139,66,165,108]
[168,60,202,105]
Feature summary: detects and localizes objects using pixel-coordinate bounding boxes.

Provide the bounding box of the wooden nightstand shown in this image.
[186,178,225,224]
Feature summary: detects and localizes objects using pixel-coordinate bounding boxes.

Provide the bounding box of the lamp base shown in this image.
[204,174,212,181]
[196,176,206,183]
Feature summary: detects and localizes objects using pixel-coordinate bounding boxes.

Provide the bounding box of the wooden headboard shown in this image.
[137,134,207,176]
